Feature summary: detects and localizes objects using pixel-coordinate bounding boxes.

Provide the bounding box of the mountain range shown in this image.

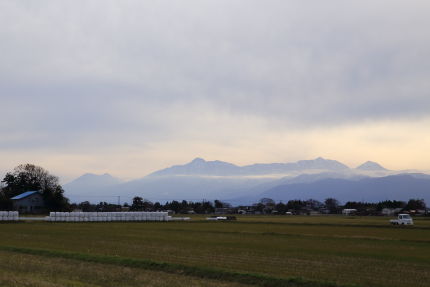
[63,157,430,205]
[149,157,351,176]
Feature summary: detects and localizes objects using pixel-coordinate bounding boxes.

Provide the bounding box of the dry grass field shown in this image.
[0,215,429,287]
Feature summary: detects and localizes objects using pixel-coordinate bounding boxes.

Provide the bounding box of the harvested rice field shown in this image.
[0,215,429,287]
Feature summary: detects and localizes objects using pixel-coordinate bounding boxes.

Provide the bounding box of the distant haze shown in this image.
[1,1,430,182]
[62,158,430,204]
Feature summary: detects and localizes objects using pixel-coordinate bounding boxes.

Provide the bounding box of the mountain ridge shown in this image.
[259,173,430,204]
[150,157,350,177]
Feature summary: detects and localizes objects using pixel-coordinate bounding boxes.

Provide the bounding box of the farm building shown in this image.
[11,191,45,214]
[381,208,403,216]
[342,208,357,215]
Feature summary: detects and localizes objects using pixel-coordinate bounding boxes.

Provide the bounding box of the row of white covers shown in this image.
[0,211,19,221]
[47,211,170,222]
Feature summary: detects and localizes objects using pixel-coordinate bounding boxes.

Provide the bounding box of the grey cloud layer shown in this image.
[1,0,430,150]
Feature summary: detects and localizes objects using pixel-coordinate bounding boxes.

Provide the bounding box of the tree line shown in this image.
[70,197,221,214]
[245,197,427,215]
[70,196,427,216]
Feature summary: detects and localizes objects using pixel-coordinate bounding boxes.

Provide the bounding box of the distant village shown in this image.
[9,190,429,217]
[68,197,430,217]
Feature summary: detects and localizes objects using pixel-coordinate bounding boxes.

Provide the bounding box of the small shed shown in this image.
[342,208,357,215]
[11,191,45,214]
[381,208,403,216]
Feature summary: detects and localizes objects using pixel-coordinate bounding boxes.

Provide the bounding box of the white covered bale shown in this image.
[42,211,170,223]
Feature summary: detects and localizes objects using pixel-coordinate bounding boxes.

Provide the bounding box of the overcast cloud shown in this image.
[1,0,430,180]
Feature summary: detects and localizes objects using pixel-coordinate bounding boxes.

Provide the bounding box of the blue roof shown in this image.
[11,191,40,200]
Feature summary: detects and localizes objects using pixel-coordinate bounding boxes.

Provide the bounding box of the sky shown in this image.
[1,0,430,183]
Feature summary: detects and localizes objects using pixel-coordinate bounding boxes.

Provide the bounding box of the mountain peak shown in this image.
[79,173,115,179]
[356,161,387,171]
[190,157,206,164]
[64,173,122,190]
[150,158,239,176]
[295,157,349,170]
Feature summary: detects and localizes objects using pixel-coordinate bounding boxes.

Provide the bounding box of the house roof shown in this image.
[11,191,40,200]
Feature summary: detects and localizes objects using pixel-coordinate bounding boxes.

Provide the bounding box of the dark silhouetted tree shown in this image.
[1,164,69,211]
[324,198,340,214]
[131,196,145,211]
[214,200,224,208]
[286,200,306,212]
[405,199,426,211]
[376,200,406,210]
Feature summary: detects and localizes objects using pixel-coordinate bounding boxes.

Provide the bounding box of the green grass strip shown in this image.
[0,245,358,287]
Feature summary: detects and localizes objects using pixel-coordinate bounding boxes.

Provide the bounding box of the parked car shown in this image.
[390,214,414,225]
[206,216,237,221]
